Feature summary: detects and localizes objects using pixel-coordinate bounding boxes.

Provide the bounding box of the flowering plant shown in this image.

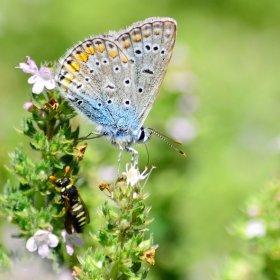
[0,57,157,279]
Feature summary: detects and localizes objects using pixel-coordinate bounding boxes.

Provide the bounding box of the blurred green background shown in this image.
[1,0,280,279]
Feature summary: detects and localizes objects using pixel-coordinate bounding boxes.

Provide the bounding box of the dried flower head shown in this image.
[140,245,159,265]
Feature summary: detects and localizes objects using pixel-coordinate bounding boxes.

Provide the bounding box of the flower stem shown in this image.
[110,261,119,280]
[47,118,56,141]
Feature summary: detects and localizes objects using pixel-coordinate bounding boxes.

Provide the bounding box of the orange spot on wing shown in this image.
[123,41,131,48]
[76,53,88,62]
[64,63,74,72]
[85,47,95,55]
[66,73,74,80]
[65,61,80,71]
[121,57,128,63]
[62,78,71,85]
[96,45,105,52]
[109,50,118,58]
[133,35,142,42]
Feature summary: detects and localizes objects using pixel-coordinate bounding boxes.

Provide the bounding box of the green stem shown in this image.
[120,227,128,248]
[34,191,44,210]
[110,261,119,280]
[47,118,56,141]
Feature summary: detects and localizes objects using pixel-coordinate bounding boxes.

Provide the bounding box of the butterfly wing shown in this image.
[55,17,176,145]
[113,17,177,127]
[55,37,138,130]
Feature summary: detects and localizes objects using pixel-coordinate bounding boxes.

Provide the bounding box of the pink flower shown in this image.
[23,101,34,111]
[26,230,59,258]
[61,229,84,256]
[16,56,55,94]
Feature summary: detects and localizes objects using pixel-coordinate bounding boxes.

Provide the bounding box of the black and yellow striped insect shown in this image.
[49,166,90,234]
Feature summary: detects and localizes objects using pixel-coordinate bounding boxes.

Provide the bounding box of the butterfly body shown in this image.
[55,17,177,154]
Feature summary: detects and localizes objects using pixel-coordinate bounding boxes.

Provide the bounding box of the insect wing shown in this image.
[64,198,73,234]
[78,191,90,224]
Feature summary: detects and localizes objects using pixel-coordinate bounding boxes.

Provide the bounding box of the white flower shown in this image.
[61,229,84,256]
[26,230,59,258]
[122,163,148,186]
[16,56,55,94]
[245,220,266,238]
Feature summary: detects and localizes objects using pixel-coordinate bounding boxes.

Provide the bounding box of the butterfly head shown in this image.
[101,126,151,151]
[136,127,152,145]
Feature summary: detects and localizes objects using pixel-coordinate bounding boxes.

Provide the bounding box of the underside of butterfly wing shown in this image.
[55,17,177,150]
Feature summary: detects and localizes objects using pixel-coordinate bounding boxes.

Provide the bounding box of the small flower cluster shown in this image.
[220,180,280,279]
[16,56,55,94]
[26,229,83,258]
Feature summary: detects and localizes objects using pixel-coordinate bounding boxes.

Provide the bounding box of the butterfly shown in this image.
[55,17,185,163]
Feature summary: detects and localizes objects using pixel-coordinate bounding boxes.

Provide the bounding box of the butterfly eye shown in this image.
[137,127,151,144]
[138,129,145,141]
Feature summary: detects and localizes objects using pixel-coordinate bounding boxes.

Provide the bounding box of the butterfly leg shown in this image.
[78,131,103,141]
[126,147,139,167]
[117,149,124,175]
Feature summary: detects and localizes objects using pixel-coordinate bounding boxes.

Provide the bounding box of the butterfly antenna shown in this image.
[148,128,186,156]
[144,144,150,166]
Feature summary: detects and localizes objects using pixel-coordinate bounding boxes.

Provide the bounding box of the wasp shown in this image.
[49,166,90,234]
